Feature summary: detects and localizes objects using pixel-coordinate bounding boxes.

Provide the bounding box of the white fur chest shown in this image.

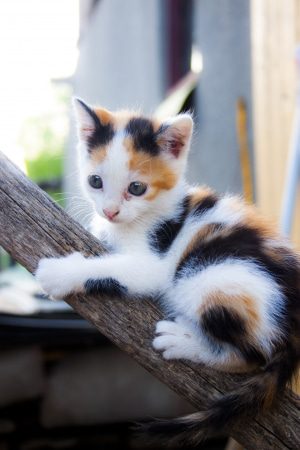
[89,214,154,256]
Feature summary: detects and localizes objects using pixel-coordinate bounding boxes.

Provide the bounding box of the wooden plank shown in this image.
[0,151,299,449]
[251,0,300,247]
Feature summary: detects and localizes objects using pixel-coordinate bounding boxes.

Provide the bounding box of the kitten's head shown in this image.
[73,98,193,225]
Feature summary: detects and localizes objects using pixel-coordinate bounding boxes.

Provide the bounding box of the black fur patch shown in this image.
[179,225,261,271]
[125,118,161,155]
[201,305,246,343]
[84,278,128,297]
[175,223,300,325]
[149,196,190,254]
[240,345,267,365]
[77,99,115,150]
[201,306,266,364]
[176,225,272,278]
[191,194,218,216]
[274,344,298,390]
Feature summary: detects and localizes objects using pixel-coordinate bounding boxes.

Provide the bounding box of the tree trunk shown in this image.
[0,151,299,449]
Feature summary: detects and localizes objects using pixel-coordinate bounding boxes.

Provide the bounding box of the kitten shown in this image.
[36,98,300,444]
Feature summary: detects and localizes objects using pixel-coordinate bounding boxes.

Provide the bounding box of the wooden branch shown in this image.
[0,151,299,449]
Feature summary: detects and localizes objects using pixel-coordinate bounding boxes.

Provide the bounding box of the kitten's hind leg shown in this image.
[153,317,246,371]
[153,317,211,363]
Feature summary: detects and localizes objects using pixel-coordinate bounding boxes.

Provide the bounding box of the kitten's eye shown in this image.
[128,181,147,196]
[88,175,103,189]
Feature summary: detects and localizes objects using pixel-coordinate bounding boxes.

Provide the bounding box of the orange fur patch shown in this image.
[124,137,178,200]
[93,105,146,132]
[231,199,278,241]
[94,107,141,130]
[94,107,114,125]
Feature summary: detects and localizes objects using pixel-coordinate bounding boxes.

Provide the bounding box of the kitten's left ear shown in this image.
[158,113,193,159]
[72,97,99,142]
[72,97,114,148]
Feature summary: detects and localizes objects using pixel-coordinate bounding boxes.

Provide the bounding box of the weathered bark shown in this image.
[0,151,299,449]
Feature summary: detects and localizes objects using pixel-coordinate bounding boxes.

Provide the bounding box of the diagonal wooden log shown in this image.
[0,151,299,449]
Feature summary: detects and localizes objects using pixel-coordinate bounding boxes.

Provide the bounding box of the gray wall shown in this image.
[66,0,166,211]
[73,0,164,112]
[189,0,253,195]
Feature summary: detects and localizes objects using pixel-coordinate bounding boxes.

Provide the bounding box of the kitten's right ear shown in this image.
[72,97,99,143]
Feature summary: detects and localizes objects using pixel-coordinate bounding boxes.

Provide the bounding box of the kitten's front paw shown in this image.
[153,319,198,361]
[35,252,86,299]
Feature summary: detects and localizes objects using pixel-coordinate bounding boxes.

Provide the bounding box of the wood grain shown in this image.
[0,151,299,449]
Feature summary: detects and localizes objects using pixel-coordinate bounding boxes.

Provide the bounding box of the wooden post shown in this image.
[251,0,300,247]
[0,152,299,449]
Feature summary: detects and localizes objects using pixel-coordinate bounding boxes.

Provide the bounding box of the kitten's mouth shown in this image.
[101,213,122,224]
[106,216,118,223]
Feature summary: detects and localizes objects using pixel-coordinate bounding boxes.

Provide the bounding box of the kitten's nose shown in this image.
[103,208,120,221]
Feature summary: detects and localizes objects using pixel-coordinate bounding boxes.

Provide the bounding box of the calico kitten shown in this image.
[36,98,300,444]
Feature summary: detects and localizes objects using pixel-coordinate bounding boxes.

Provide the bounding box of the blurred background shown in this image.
[0,0,299,449]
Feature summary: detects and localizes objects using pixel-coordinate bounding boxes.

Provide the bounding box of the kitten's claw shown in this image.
[35,252,85,299]
[153,319,200,361]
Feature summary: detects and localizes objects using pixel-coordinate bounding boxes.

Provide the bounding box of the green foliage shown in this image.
[18,84,71,206]
[22,118,63,182]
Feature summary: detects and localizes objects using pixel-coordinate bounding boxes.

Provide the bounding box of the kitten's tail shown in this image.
[140,347,298,446]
